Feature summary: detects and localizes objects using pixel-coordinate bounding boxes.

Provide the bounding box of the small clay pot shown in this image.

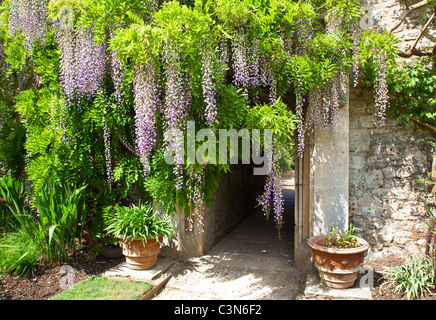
[307,235,369,289]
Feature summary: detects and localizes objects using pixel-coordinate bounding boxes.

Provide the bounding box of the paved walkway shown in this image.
[153,171,303,300]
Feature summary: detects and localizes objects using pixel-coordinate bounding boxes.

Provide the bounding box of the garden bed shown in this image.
[367,256,436,300]
[0,256,124,300]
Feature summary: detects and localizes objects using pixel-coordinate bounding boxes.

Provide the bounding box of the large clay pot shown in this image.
[307,235,369,289]
[119,235,163,270]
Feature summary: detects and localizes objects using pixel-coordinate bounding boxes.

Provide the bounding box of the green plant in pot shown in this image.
[105,202,175,270]
[307,224,369,289]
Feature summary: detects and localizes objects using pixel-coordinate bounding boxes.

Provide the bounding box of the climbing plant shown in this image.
[0,0,399,237]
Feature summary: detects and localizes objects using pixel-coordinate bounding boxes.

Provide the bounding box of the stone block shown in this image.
[364,169,384,188]
[350,100,368,114]
[303,273,372,300]
[359,115,377,128]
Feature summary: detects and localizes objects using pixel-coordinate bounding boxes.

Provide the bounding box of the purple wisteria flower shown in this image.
[201,47,217,127]
[133,61,159,177]
[374,54,389,126]
[103,117,113,185]
[8,0,49,53]
[256,138,285,236]
[186,165,206,233]
[163,41,191,190]
[109,29,126,108]
[74,27,106,98]
[231,30,249,93]
[57,25,106,105]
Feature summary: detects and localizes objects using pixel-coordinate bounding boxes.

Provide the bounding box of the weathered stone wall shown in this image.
[349,86,434,258]
[362,0,436,53]
[202,163,265,252]
[347,0,436,259]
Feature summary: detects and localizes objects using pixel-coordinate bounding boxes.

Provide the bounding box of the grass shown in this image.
[49,275,153,300]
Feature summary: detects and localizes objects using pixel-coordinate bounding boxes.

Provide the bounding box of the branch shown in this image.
[399,108,436,136]
[411,10,436,50]
[390,0,430,32]
[397,8,436,58]
[397,48,436,57]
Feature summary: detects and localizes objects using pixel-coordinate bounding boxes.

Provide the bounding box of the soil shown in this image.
[0,255,124,300]
[366,255,436,300]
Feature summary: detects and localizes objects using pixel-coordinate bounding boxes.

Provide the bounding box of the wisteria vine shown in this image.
[256,138,284,237]
[2,0,397,238]
[56,25,106,105]
[201,47,217,127]
[163,42,190,190]
[8,0,49,53]
[133,61,159,177]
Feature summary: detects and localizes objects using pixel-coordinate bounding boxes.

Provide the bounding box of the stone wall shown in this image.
[362,0,436,53]
[349,86,434,258]
[346,0,436,258]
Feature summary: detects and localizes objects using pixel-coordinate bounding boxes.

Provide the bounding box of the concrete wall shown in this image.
[311,98,350,236]
[294,83,350,269]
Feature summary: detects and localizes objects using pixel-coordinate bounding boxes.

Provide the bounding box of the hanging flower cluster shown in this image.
[256,139,284,236]
[374,54,389,126]
[103,116,113,185]
[109,30,126,108]
[186,165,206,233]
[218,36,229,76]
[163,42,191,190]
[8,0,49,53]
[295,89,306,158]
[295,16,313,56]
[201,47,217,127]
[351,23,361,88]
[57,27,75,102]
[259,56,276,105]
[57,25,106,104]
[133,61,159,177]
[74,27,106,99]
[231,30,249,93]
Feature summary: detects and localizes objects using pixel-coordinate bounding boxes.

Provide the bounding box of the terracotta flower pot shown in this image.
[119,235,163,270]
[99,245,124,259]
[307,235,369,289]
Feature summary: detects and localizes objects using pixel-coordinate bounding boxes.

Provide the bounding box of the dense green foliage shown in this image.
[387,58,436,130]
[105,202,176,242]
[0,0,404,272]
